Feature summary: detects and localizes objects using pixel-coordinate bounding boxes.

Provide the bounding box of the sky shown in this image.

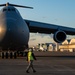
[0,0,75,45]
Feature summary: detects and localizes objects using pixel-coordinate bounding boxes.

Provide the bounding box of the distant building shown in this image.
[36,43,56,51]
[48,44,53,51]
[59,38,75,52]
[45,43,56,51]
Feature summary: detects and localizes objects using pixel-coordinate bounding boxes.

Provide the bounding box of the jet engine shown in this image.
[53,30,66,43]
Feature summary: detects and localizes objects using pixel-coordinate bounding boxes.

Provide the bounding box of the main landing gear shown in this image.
[1,52,17,59]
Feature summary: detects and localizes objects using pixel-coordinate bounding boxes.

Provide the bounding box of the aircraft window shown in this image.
[3,9,7,12]
[12,9,15,11]
[8,9,11,11]
[3,8,16,12]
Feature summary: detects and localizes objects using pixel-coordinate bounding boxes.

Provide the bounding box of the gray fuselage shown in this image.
[0,6,29,50]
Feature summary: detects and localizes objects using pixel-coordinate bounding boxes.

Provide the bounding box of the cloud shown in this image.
[30,33,53,39]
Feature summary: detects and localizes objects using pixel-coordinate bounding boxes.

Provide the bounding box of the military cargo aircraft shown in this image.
[0,2,75,58]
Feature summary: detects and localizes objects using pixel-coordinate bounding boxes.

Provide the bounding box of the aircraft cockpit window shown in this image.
[3,8,16,12]
[12,9,15,11]
[8,9,11,11]
[3,9,7,12]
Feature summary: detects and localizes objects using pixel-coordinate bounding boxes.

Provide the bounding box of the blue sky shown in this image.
[0,0,75,45]
[0,0,75,27]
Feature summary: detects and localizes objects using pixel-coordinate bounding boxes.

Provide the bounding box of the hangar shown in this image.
[59,38,75,52]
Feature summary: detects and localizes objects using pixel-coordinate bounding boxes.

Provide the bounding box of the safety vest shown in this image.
[28,51,34,61]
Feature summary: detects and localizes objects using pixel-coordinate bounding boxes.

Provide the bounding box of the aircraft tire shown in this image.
[2,52,4,59]
[10,52,13,59]
[5,52,8,59]
[14,52,17,59]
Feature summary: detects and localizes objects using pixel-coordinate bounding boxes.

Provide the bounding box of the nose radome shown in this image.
[0,19,16,42]
[6,18,17,32]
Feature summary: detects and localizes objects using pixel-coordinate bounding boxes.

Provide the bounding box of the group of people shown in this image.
[26,48,37,73]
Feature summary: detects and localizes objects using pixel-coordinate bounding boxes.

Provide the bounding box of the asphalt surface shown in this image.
[0,57,75,75]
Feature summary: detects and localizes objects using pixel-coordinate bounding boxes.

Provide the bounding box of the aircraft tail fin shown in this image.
[0,2,33,9]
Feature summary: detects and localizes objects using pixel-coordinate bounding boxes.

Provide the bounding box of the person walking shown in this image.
[26,48,36,73]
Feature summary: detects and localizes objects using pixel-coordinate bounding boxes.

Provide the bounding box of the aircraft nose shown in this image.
[0,19,17,42]
[6,19,18,38]
[7,20,17,32]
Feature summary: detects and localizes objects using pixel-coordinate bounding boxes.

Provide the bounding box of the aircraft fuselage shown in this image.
[0,6,29,50]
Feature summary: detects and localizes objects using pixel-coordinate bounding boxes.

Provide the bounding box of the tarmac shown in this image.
[0,56,75,75]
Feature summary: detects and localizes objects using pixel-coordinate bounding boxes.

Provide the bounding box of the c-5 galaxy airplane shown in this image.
[0,2,75,58]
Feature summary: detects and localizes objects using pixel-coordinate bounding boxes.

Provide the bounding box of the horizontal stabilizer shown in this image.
[0,2,33,9]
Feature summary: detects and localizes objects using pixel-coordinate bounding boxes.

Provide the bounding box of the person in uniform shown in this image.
[26,48,36,73]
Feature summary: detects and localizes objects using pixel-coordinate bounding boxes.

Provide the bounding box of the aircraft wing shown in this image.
[25,19,75,35]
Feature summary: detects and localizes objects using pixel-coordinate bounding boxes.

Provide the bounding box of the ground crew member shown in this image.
[26,48,36,73]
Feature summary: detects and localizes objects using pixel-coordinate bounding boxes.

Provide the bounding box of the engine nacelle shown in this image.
[53,30,66,43]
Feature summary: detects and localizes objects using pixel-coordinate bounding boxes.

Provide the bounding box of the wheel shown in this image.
[10,52,13,59]
[2,52,4,59]
[14,52,17,59]
[5,52,8,59]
